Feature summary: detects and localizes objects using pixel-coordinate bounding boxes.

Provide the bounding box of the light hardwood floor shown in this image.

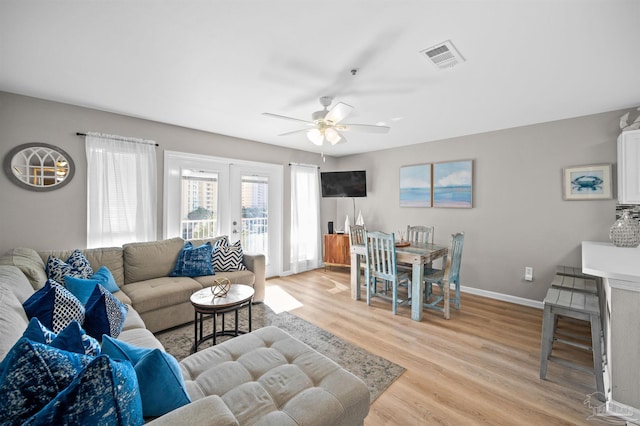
[265,268,607,426]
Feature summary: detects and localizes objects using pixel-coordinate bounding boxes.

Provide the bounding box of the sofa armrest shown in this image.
[243,253,265,303]
[145,395,238,426]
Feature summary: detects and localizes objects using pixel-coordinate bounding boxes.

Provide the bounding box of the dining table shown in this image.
[350,241,449,321]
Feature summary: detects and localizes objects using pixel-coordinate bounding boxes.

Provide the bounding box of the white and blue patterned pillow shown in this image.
[22,280,86,333]
[169,242,214,277]
[0,338,93,424]
[83,284,128,340]
[23,317,101,357]
[46,249,93,284]
[212,239,247,272]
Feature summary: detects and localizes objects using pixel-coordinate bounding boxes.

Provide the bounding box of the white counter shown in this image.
[581,240,640,418]
[582,241,640,290]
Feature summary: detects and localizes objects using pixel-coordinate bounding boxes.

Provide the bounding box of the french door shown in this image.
[164,151,282,277]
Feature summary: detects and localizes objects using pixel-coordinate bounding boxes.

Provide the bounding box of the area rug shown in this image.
[155,303,405,402]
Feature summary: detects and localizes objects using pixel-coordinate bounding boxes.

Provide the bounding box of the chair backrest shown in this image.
[349,225,366,248]
[444,232,465,284]
[365,231,399,281]
[406,225,434,244]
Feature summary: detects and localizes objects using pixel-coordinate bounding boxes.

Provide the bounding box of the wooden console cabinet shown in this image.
[323,234,351,268]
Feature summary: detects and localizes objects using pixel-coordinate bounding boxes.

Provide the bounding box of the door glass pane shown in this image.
[181,170,218,239]
[241,175,268,263]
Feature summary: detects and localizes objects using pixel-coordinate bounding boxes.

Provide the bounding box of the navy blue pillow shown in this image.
[0,338,93,424]
[22,280,86,333]
[83,284,128,341]
[24,355,143,425]
[169,242,214,277]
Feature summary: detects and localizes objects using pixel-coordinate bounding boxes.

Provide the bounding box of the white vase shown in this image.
[356,211,364,226]
[344,215,350,233]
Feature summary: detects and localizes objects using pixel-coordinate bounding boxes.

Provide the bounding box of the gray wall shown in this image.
[0,91,337,273]
[0,91,623,302]
[333,111,620,302]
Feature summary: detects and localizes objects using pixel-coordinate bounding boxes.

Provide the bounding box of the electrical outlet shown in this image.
[525,267,533,281]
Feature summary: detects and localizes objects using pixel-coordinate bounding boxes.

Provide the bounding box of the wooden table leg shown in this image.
[411,262,425,321]
[351,252,362,300]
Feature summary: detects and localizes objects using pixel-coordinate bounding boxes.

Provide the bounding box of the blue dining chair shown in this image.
[406,225,434,244]
[364,231,411,314]
[423,232,465,312]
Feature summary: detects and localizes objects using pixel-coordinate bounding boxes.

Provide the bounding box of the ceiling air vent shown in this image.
[419,40,465,70]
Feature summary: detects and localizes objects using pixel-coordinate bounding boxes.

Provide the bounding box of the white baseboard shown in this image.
[459,284,543,309]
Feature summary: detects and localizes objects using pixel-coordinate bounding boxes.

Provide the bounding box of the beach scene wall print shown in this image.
[433,160,473,208]
[400,164,431,207]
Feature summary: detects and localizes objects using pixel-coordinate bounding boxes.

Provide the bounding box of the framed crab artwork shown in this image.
[562,164,612,200]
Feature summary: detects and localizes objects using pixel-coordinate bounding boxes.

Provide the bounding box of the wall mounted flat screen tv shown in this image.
[321,170,367,197]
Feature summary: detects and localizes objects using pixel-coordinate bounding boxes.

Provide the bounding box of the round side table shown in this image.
[190,284,255,353]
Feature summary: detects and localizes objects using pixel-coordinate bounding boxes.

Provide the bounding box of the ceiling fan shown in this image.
[262,96,390,146]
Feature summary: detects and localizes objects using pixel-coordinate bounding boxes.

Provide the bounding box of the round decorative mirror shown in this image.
[3,143,75,191]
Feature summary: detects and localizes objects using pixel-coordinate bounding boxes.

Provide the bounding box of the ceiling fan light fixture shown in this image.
[325,127,341,145]
[307,128,324,146]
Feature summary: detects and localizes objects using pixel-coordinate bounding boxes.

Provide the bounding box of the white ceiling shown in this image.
[2,1,639,156]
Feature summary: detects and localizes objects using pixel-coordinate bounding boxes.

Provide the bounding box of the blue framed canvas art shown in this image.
[400,164,431,207]
[433,160,473,208]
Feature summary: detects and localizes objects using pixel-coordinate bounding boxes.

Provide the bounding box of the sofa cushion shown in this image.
[123,276,202,314]
[84,284,128,340]
[193,270,255,288]
[170,242,214,277]
[0,265,35,303]
[179,326,370,426]
[23,317,101,357]
[123,237,185,284]
[102,336,191,417]
[22,280,86,333]
[25,355,143,426]
[0,287,30,362]
[0,247,47,290]
[0,338,93,424]
[117,327,166,351]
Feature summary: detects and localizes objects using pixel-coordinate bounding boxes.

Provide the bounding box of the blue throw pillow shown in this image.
[46,249,93,284]
[22,280,86,333]
[24,355,143,426]
[91,266,120,293]
[170,241,214,277]
[23,318,101,357]
[83,284,128,340]
[101,336,191,417]
[64,266,119,305]
[0,338,93,424]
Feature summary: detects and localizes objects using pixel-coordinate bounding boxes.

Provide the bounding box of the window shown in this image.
[85,133,157,248]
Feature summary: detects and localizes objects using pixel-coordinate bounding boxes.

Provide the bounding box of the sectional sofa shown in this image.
[0,238,370,425]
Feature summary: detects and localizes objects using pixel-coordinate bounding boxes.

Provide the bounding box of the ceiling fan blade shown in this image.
[325,102,353,124]
[331,131,347,145]
[278,128,310,137]
[339,123,390,134]
[262,112,315,126]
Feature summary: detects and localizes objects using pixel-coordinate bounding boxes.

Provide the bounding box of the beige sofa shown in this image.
[3,236,265,333]
[0,240,370,425]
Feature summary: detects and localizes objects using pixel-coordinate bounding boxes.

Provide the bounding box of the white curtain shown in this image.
[86,133,157,248]
[290,164,321,273]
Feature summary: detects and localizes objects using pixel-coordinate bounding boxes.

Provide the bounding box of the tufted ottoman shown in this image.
[148,326,370,426]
